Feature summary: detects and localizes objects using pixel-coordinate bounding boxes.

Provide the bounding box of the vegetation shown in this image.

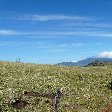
[86,60,105,67]
[86,60,112,67]
[0,61,112,112]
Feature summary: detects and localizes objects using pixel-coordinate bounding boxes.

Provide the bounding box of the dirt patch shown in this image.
[42,92,55,99]
[23,91,55,99]
[12,99,27,109]
[102,101,112,112]
[24,91,40,97]
[11,91,56,110]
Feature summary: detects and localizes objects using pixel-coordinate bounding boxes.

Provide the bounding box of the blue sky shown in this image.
[0,0,112,64]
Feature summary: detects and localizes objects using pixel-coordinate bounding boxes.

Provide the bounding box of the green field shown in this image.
[0,61,112,112]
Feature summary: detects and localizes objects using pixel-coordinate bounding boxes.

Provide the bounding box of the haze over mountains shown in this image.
[57,51,112,66]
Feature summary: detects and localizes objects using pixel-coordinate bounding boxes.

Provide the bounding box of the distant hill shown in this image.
[56,57,112,66]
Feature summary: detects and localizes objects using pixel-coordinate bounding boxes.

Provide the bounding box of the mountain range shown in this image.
[56,57,112,66]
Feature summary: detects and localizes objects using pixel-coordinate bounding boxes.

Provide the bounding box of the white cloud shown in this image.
[97,51,112,58]
[47,49,66,52]
[96,33,112,37]
[0,29,91,36]
[0,41,50,47]
[0,30,18,35]
[67,22,112,28]
[0,40,84,51]
[17,15,91,21]
[0,29,41,35]
[1,29,112,38]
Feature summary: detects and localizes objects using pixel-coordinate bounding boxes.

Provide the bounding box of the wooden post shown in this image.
[54,89,61,112]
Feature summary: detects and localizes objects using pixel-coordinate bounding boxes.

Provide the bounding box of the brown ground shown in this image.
[102,101,112,112]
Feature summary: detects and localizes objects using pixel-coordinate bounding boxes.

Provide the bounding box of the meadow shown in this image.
[0,61,112,112]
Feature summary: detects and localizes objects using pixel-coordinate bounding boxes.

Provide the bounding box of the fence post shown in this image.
[54,89,61,112]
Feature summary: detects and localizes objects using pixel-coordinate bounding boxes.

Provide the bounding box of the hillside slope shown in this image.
[57,57,112,66]
[0,61,112,112]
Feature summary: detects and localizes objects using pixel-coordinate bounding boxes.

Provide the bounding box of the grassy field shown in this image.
[0,61,112,112]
